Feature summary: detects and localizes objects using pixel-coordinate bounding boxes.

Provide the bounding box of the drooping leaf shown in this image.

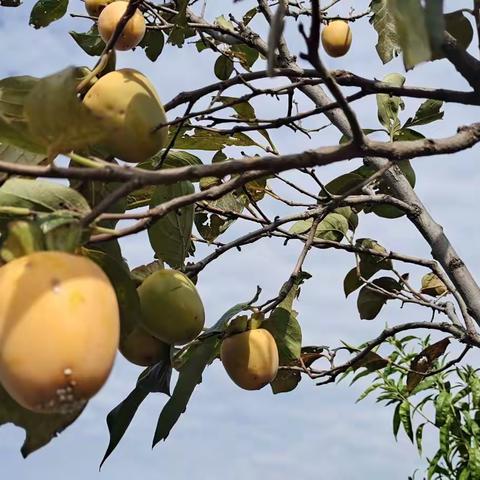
[406,338,450,393]
[289,213,349,243]
[369,0,401,64]
[148,181,195,268]
[334,206,358,231]
[320,172,365,197]
[230,44,259,70]
[166,0,189,48]
[351,351,388,372]
[153,336,218,445]
[24,67,107,157]
[29,0,68,29]
[431,10,474,60]
[420,272,448,297]
[101,362,172,467]
[0,178,90,218]
[315,213,349,242]
[0,384,83,458]
[403,99,444,129]
[388,0,431,70]
[0,75,45,154]
[214,55,234,80]
[130,260,164,287]
[376,73,405,135]
[344,238,393,297]
[263,273,309,394]
[70,25,105,57]
[70,160,126,228]
[399,400,414,441]
[0,143,46,165]
[424,0,445,54]
[140,29,165,62]
[357,277,401,320]
[85,248,142,339]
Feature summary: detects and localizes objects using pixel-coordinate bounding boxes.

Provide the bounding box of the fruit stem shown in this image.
[76,52,112,94]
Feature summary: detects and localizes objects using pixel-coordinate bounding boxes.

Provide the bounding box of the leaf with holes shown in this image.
[369,0,401,64]
[406,338,450,393]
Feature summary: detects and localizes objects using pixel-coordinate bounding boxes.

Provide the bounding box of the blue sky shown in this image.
[1,1,480,478]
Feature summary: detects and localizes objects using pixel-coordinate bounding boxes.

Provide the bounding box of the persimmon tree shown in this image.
[0,0,480,478]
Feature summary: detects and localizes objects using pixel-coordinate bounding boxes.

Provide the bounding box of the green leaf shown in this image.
[230,44,260,70]
[101,388,148,468]
[399,400,414,441]
[289,219,313,235]
[243,7,258,25]
[431,11,474,60]
[216,96,255,121]
[130,260,164,287]
[101,362,172,467]
[289,213,349,243]
[435,390,451,427]
[369,160,416,218]
[153,336,218,445]
[334,206,358,231]
[24,67,107,157]
[29,0,68,29]
[127,153,202,210]
[424,0,445,53]
[320,172,365,197]
[393,402,401,438]
[344,267,365,297]
[356,382,382,402]
[0,75,45,154]
[369,0,401,64]
[343,238,393,297]
[388,0,431,70]
[263,274,309,394]
[166,0,189,48]
[0,178,90,217]
[393,128,425,141]
[148,181,194,268]
[0,143,46,165]
[416,422,426,454]
[140,29,165,62]
[70,25,105,57]
[403,99,444,129]
[0,384,83,457]
[357,277,401,320]
[315,213,349,242]
[214,55,234,80]
[376,73,405,135]
[344,243,393,297]
[85,248,142,339]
